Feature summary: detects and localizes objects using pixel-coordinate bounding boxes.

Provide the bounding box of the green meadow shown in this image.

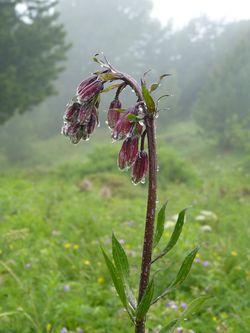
[0,122,249,333]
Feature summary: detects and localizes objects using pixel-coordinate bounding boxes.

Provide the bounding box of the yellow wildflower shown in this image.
[231,251,238,257]
[46,323,52,332]
[97,276,105,284]
[73,244,79,250]
[84,260,90,265]
[64,243,71,249]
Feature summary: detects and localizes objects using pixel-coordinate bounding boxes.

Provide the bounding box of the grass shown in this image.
[0,121,249,333]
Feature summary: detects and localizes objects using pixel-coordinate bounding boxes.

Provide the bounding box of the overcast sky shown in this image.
[151,0,250,29]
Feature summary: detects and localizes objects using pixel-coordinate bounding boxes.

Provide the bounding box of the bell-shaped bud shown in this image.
[131,151,148,184]
[64,102,81,122]
[86,113,97,135]
[78,80,103,102]
[112,105,139,140]
[77,75,98,96]
[112,112,132,140]
[62,123,83,144]
[118,137,139,170]
[107,99,122,129]
[78,105,92,125]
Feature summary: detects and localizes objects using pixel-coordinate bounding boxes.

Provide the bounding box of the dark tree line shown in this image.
[0,0,68,123]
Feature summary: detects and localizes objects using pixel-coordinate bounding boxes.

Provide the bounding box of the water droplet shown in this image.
[140,177,146,184]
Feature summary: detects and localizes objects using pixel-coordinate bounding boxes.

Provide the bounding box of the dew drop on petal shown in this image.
[140,177,146,184]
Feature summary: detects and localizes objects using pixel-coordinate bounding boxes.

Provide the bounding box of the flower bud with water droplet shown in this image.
[131,151,148,184]
[107,99,122,129]
[64,102,81,122]
[118,136,139,170]
[78,105,92,125]
[112,105,138,140]
[78,80,103,102]
[86,113,97,135]
[77,75,98,96]
[62,123,83,144]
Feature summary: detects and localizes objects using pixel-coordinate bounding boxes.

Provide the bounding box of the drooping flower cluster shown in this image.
[108,101,148,184]
[62,75,103,143]
[62,70,149,184]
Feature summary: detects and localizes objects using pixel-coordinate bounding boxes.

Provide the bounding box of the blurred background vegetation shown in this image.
[0,1,249,333]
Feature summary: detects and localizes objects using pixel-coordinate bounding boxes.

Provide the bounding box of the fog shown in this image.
[0,0,250,167]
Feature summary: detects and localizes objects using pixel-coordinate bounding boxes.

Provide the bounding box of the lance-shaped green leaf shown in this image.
[156,94,170,108]
[141,81,155,113]
[127,114,139,122]
[112,234,137,309]
[182,295,210,318]
[112,233,129,280]
[101,83,121,93]
[152,208,187,263]
[163,208,187,254]
[170,247,199,288]
[153,201,168,248]
[101,247,127,309]
[136,280,154,320]
[159,295,210,333]
[152,247,199,305]
[150,74,171,93]
[159,319,179,333]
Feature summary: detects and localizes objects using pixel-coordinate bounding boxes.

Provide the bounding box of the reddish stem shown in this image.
[112,70,157,332]
[135,115,157,333]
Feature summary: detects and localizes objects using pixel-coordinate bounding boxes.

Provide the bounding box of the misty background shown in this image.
[1,0,249,168]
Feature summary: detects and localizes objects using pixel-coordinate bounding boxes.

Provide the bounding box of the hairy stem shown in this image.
[111,70,157,332]
[135,115,157,333]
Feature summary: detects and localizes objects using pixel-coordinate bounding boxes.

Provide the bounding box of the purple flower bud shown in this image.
[77,75,98,95]
[62,123,83,144]
[64,102,81,121]
[134,123,144,136]
[78,80,103,102]
[78,105,92,125]
[131,151,148,184]
[118,137,139,170]
[86,113,97,135]
[107,99,122,129]
[112,112,132,140]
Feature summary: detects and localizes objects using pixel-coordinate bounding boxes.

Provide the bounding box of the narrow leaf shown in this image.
[101,248,127,308]
[159,319,179,333]
[141,81,155,112]
[127,114,139,122]
[171,247,199,288]
[112,234,129,279]
[182,295,210,319]
[150,74,171,93]
[163,208,187,254]
[159,295,209,333]
[136,280,154,320]
[101,83,121,93]
[154,201,168,248]
[156,94,170,106]
[99,73,117,81]
[112,234,137,309]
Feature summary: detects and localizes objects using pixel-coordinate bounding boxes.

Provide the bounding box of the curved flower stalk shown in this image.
[62,55,208,333]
